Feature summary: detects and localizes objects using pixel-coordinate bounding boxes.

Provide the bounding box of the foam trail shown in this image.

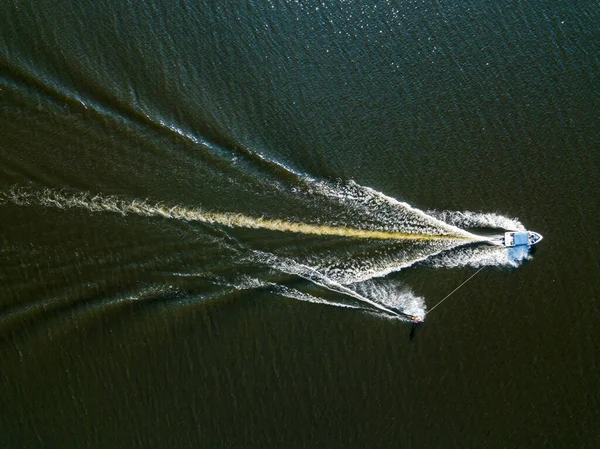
[1,185,535,321]
[350,278,426,321]
[306,180,479,237]
[310,242,467,285]
[425,243,532,269]
[251,251,411,319]
[1,187,480,243]
[271,285,364,311]
[427,210,526,231]
[173,260,423,320]
[219,274,366,311]
[183,271,366,312]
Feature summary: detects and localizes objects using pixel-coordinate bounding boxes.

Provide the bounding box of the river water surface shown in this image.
[1,1,599,447]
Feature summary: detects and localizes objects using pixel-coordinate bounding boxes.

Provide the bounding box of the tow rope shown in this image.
[426,267,485,315]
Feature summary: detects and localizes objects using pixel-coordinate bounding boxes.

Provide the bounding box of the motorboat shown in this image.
[494,231,543,247]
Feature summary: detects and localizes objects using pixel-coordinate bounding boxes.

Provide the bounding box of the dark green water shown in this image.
[1,0,599,447]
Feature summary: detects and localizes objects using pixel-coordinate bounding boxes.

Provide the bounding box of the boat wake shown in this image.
[0,182,533,323]
[426,210,526,232]
[1,186,475,243]
[0,58,539,327]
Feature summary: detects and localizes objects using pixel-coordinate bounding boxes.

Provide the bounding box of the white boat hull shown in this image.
[491,231,543,247]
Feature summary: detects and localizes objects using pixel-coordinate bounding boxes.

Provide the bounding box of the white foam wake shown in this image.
[349,278,427,321]
[1,184,535,322]
[0,186,474,242]
[194,272,366,311]
[424,243,532,269]
[305,179,479,238]
[250,250,419,320]
[427,210,526,232]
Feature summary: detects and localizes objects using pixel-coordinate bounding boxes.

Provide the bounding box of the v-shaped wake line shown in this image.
[250,250,402,317]
[2,187,481,243]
